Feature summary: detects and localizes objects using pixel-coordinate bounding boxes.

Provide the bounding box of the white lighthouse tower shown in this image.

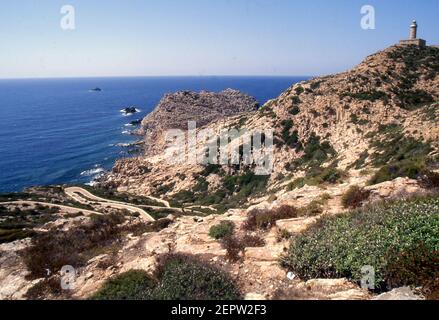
[410,20,418,40]
[400,20,426,46]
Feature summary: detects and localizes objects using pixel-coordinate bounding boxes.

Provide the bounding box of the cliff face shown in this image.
[138,89,259,155]
[104,45,438,201]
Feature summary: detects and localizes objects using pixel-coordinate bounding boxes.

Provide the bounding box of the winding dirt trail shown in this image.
[64,187,156,221]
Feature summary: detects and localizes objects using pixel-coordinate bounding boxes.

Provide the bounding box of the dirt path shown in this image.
[64,187,155,221]
[1,201,102,216]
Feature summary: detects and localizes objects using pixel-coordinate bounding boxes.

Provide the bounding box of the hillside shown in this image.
[104,45,439,208]
[1,44,438,300]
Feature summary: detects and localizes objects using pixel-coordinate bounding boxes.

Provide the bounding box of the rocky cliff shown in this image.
[138,88,259,155]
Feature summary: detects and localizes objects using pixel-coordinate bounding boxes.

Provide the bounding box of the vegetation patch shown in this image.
[170,169,270,213]
[25,277,69,300]
[341,186,371,209]
[243,205,298,231]
[0,205,60,244]
[91,270,155,300]
[289,106,300,116]
[209,221,235,240]
[21,213,150,279]
[340,90,389,103]
[287,164,345,191]
[152,254,242,300]
[92,254,242,300]
[419,170,439,190]
[280,119,300,149]
[367,124,433,184]
[281,196,439,292]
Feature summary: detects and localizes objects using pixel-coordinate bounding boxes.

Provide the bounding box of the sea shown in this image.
[0,76,308,193]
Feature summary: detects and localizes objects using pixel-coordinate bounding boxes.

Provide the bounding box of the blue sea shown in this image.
[0,76,307,193]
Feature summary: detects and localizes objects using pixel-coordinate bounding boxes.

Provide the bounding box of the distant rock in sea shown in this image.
[120,107,140,116]
[130,119,142,126]
[90,87,102,92]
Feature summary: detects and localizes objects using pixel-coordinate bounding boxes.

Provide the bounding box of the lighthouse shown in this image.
[400,20,426,47]
[410,20,418,40]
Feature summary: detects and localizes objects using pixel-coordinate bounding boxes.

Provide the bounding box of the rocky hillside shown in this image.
[1,44,438,301]
[138,88,259,155]
[104,45,438,206]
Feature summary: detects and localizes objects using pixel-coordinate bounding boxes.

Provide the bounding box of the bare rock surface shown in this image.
[373,287,425,300]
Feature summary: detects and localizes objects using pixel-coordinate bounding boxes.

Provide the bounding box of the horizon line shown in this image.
[0,74,316,81]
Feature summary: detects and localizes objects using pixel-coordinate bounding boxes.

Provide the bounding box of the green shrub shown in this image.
[367,124,433,184]
[341,186,371,209]
[92,254,242,300]
[287,165,345,191]
[243,205,298,231]
[298,134,336,167]
[209,221,235,240]
[0,229,36,244]
[299,199,324,216]
[90,270,155,300]
[289,106,300,115]
[295,86,304,95]
[153,254,242,300]
[291,96,301,104]
[369,158,426,185]
[341,90,389,102]
[281,196,439,291]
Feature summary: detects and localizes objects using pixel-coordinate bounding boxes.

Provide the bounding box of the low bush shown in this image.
[340,90,389,102]
[281,196,439,291]
[25,277,68,300]
[0,228,36,244]
[369,158,426,185]
[287,166,345,191]
[299,199,324,216]
[276,229,293,242]
[90,270,155,300]
[419,170,439,189]
[341,186,371,209]
[21,213,128,279]
[367,124,433,185]
[289,106,300,115]
[243,205,298,231]
[240,234,266,248]
[209,221,235,240]
[221,236,246,262]
[385,244,439,299]
[91,254,242,300]
[153,254,242,300]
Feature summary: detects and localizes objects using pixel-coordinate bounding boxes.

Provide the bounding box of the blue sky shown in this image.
[0,0,438,78]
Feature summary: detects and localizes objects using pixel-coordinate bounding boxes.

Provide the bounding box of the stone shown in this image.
[245,293,266,300]
[373,287,424,300]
